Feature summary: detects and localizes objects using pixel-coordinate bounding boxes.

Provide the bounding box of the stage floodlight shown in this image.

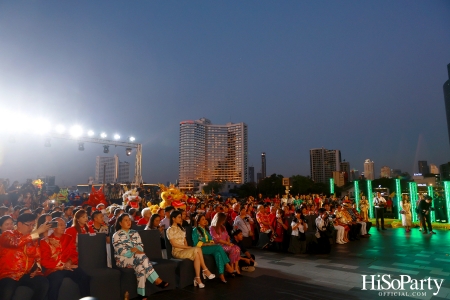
[100,132,107,138]
[114,134,120,140]
[128,136,135,142]
[126,147,132,156]
[70,125,83,138]
[55,124,65,134]
[78,142,84,151]
[44,138,51,147]
[103,145,109,153]
[87,130,95,137]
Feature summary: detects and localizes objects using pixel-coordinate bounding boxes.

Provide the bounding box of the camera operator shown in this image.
[419,196,436,234]
[324,204,343,244]
[315,208,331,254]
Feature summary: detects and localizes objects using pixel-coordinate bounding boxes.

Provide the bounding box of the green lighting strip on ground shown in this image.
[409,182,418,222]
[367,180,373,218]
[354,181,360,210]
[395,179,401,220]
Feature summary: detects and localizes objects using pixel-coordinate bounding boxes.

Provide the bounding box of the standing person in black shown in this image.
[418,196,436,234]
[373,192,386,230]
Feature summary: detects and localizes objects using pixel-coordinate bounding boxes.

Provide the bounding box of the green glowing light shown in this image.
[354,181,360,210]
[330,178,334,194]
[444,181,450,224]
[395,179,401,220]
[367,180,373,218]
[428,185,435,222]
[409,182,418,222]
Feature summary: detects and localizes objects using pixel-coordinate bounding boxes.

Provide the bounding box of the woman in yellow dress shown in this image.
[359,196,369,222]
[166,210,215,289]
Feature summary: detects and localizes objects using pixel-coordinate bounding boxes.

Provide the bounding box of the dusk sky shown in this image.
[1,1,450,186]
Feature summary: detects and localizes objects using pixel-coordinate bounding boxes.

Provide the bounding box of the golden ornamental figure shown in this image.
[359,195,369,222]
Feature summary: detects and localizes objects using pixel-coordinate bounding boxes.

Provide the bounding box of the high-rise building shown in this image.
[350,169,359,181]
[261,152,266,179]
[440,162,450,181]
[178,118,248,191]
[340,160,350,183]
[380,166,391,178]
[95,155,129,184]
[248,166,255,183]
[430,164,439,175]
[443,64,450,146]
[364,159,375,180]
[332,171,345,187]
[256,172,262,182]
[418,161,429,175]
[310,148,341,184]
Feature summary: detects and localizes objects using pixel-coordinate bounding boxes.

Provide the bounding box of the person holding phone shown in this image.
[40,218,90,300]
[0,213,51,300]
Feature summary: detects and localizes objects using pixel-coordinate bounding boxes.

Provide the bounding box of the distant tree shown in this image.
[202,181,224,194]
[257,174,284,197]
[229,182,257,198]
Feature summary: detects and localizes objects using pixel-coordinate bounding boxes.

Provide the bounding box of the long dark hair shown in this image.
[195,214,207,239]
[145,213,160,230]
[115,213,131,232]
[210,212,226,234]
[169,210,184,231]
[73,209,89,234]
[0,215,12,233]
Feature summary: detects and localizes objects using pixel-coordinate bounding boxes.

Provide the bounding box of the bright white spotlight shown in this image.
[114,134,120,140]
[55,124,65,134]
[70,125,83,138]
[100,132,107,138]
[128,136,135,142]
[34,118,51,135]
[87,130,95,137]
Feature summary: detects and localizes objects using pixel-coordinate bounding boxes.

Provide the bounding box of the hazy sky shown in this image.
[1,1,450,186]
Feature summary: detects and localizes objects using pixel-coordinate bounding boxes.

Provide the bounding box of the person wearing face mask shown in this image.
[273,208,288,251]
[233,205,254,249]
[288,209,307,254]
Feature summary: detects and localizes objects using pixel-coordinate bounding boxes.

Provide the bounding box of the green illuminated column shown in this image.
[409,182,418,222]
[444,182,450,224]
[354,181,360,210]
[367,180,373,218]
[330,178,334,194]
[395,179,401,220]
[427,185,435,222]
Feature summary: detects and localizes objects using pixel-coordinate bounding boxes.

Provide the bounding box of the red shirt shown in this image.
[137,218,149,226]
[65,226,88,248]
[40,233,78,275]
[256,212,271,233]
[0,230,42,280]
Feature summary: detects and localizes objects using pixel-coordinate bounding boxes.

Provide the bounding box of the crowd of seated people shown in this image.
[0,179,382,299]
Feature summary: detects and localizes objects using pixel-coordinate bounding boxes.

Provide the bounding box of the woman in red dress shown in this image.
[64,209,89,249]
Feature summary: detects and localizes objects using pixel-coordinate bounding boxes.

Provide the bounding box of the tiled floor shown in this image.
[148,227,450,300]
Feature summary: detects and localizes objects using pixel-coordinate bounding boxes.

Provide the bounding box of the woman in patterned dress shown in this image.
[166,210,215,289]
[113,213,168,299]
[210,212,242,275]
[192,214,234,283]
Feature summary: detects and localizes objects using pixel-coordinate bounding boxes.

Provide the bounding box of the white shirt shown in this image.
[233,215,253,237]
[290,220,305,236]
[373,196,386,208]
[159,217,170,230]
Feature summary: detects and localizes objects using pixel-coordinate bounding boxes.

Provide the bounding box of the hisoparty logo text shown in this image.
[361,274,444,296]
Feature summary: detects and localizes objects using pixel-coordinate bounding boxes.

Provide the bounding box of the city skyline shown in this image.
[0,2,449,185]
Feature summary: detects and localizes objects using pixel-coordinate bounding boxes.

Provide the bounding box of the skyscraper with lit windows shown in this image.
[179,118,248,191]
[443,63,450,146]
